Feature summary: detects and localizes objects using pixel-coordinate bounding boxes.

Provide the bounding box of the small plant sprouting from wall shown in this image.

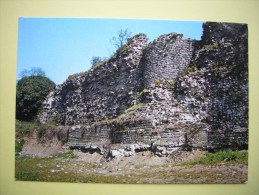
[155,80,162,87]
[116,44,131,55]
[124,103,144,113]
[209,63,230,78]
[202,42,219,51]
[67,71,87,80]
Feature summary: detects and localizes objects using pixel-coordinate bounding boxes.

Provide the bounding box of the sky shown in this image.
[17,18,203,84]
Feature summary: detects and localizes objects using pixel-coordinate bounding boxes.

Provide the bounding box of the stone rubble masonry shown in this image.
[142,33,194,88]
[39,22,248,157]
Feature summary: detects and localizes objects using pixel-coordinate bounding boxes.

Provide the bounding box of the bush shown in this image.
[16,75,55,121]
[111,29,132,50]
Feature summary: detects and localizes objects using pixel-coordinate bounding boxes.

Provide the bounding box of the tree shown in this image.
[91,56,103,68]
[110,29,132,51]
[16,75,55,121]
[19,67,46,78]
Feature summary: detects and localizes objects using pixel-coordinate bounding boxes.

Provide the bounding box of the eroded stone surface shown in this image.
[39,22,248,157]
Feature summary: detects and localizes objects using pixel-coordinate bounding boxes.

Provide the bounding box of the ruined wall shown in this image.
[67,120,247,157]
[40,34,148,125]
[39,22,248,156]
[67,120,206,157]
[142,33,194,88]
[174,22,248,131]
[207,129,248,150]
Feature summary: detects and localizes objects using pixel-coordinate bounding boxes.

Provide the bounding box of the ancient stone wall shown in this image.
[67,120,247,157]
[39,22,248,156]
[67,120,202,157]
[40,34,148,125]
[207,129,248,150]
[142,33,194,88]
[174,22,248,131]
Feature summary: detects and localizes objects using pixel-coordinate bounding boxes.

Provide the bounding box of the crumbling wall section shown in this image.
[142,33,194,88]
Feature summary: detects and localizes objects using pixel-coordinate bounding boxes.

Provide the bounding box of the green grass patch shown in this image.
[15,139,25,156]
[16,171,40,181]
[92,59,109,70]
[15,154,247,183]
[56,151,76,159]
[15,156,98,182]
[116,44,131,55]
[16,120,44,135]
[182,149,248,165]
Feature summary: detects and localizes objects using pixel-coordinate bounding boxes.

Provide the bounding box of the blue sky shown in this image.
[17,18,203,84]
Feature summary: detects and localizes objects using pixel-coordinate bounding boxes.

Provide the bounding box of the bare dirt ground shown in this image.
[21,132,66,157]
[72,150,247,183]
[17,135,247,184]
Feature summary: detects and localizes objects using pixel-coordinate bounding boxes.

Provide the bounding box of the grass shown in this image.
[67,71,87,80]
[15,120,44,156]
[16,120,69,156]
[182,149,248,166]
[16,171,40,181]
[115,44,131,55]
[15,139,25,156]
[16,120,44,136]
[15,149,248,183]
[56,151,76,159]
[15,155,96,182]
[92,59,109,70]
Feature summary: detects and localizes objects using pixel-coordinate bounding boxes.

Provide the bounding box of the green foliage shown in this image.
[67,71,87,80]
[19,67,46,78]
[16,120,44,135]
[111,29,132,50]
[124,103,143,113]
[210,63,229,77]
[15,139,25,156]
[180,64,197,76]
[116,44,131,55]
[183,150,248,165]
[92,59,109,70]
[15,171,40,181]
[154,80,174,89]
[91,56,102,66]
[138,88,146,96]
[88,29,132,71]
[90,56,108,69]
[170,33,183,39]
[16,75,55,121]
[202,42,219,51]
[155,79,162,87]
[15,153,247,183]
[56,151,76,159]
[165,81,174,89]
